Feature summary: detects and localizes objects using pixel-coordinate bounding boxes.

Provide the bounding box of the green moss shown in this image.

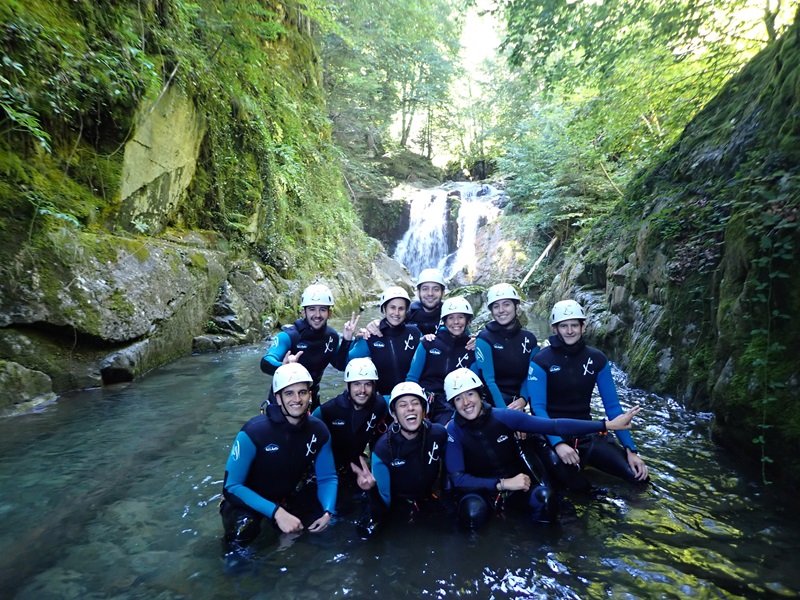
[189,251,208,270]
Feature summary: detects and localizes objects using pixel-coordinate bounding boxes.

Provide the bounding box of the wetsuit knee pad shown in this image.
[458,494,489,529]
[529,485,559,523]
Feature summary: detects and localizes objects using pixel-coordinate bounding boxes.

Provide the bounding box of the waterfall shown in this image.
[393,182,504,281]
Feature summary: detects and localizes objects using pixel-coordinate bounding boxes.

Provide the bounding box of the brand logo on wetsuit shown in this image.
[297,342,309,350]
[332,420,345,426]
[549,365,561,373]
[366,413,377,431]
[583,357,594,375]
[270,337,279,348]
[404,335,416,351]
[231,440,241,460]
[456,353,470,368]
[429,348,442,355]
[325,336,334,353]
[305,434,318,456]
[521,337,531,354]
[264,444,279,452]
[475,347,484,362]
[427,441,439,464]
[493,343,504,350]
[391,459,406,467]
[373,341,385,348]
[496,435,509,443]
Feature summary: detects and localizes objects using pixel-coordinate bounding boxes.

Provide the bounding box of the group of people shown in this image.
[220,269,649,554]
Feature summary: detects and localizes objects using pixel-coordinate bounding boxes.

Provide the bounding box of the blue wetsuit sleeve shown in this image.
[260,332,291,375]
[445,422,498,491]
[597,363,637,451]
[475,337,506,408]
[348,338,370,361]
[405,343,426,383]
[223,431,279,519]
[371,452,392,507]
[314,437,338,514]
[493,409,605,438]
[526,362,564,448]
[311,406,322,419]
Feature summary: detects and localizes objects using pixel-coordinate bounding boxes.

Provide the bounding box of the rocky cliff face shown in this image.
[538,15,800,483]
[0,2,412,414]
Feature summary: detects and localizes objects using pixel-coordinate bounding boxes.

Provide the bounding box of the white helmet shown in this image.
[444,368,483,401]
[301,284,334,307]
[416,268,446,289]
[272,363,313,393]
[487,283,520,307]
[388,381,428,414]
[344,358,379,382]
[550,299,586,325]
[380,286,411,310]
[441,296,473,319]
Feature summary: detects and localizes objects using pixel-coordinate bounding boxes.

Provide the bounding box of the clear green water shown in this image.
[1,334,798,599]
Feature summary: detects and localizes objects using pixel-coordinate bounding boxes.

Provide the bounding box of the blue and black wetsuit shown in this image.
[527,335,642,491]
[312,390,388,477]
[221,404,337,546]
[475,319,538,408]
[347,320,421,396]
[406,327,475,425]
[446,403,610,525]
[360,420,449,529]
[260,318,348,408]
[406,301,441,336]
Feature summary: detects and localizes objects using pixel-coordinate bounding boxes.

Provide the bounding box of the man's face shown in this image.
[276,382,311,420]
[554,319,586,345]
[348,380,375,408]
[303,305,330,330]
[417,283,444,311]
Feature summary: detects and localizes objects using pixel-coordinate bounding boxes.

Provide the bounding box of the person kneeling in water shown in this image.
[444,368,640,529]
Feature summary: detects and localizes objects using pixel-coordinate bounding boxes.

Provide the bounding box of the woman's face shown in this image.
[453,388,482,421]
[383,298,408,327]
[445,313,468,336]
[393,396,425,433]
[490,299,518,326]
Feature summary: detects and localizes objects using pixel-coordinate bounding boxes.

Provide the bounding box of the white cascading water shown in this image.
[393,182,503,281]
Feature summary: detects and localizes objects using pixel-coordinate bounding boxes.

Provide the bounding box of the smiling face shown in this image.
[275,382,311,423]
[382,298,409,327]
[417,282,444,312]
[392,395,425,435]
[347,380,375,409]
[303,305,330,330]
[490,299,518,327]
[554,319,586,345]
[452,388,482,421]
[444,313,468,336]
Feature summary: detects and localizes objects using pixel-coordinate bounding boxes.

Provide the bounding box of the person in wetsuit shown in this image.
[406,296,476,425]
[260,283,351,410]
[349,381,450,534]
[363,268,446,338]
[346,286,422,398]
[444,367,641,529]
[475,283,538,410]
[220,363,337,554]
[312,358,388,482]
[527,299,649,492]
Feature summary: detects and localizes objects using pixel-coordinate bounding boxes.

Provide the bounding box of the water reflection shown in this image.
[0,330,798,599]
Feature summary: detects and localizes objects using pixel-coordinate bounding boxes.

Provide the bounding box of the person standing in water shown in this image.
[527,300,649,492]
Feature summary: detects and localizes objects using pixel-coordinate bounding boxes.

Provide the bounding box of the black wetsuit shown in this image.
[407,327,475,425]
[528,335,643,491]
[347,319,422,396]
[406,301,442,336]
[221,404,337,546]
[475,319,538,407]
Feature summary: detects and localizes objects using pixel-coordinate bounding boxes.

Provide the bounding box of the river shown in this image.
[0,313,798,599]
